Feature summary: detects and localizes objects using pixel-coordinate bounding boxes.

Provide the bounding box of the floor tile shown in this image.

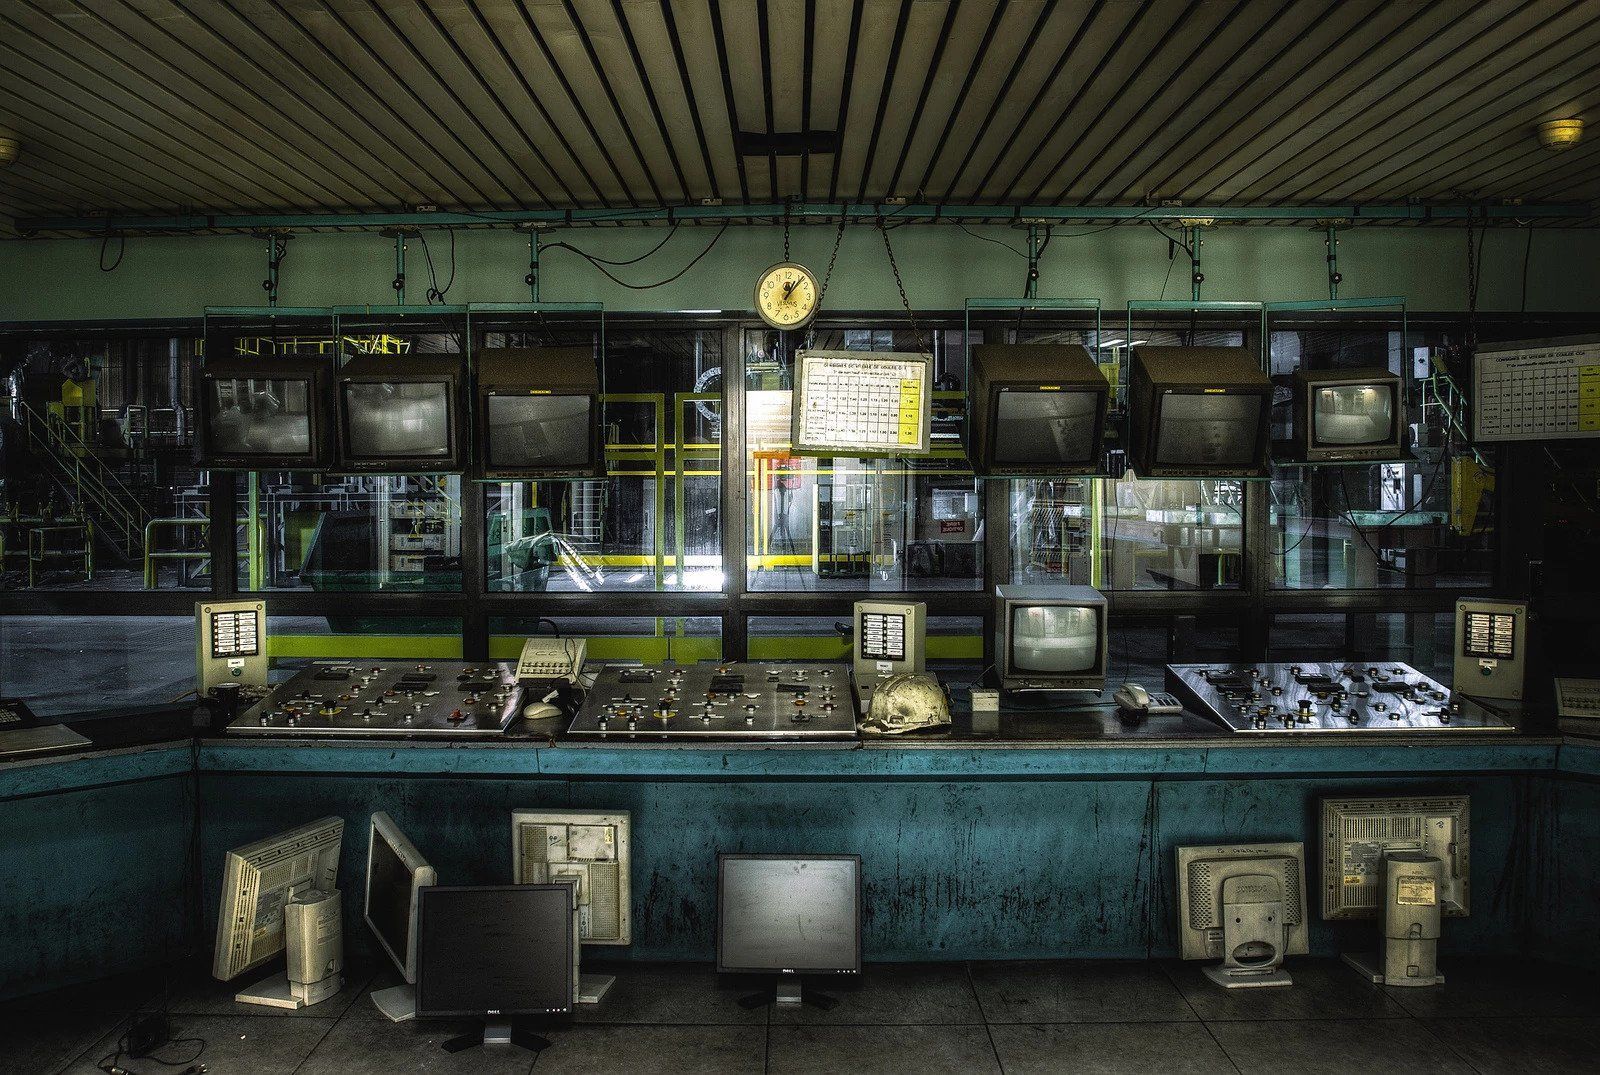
[1209,1019,1473,1075]
[769,962,982,1025]
[61,1014,334,1075]
[296,1007,559,1075]
[1164,958,1407,1021]
[768,1024,999,1074]
[970,960,1196,1023]
[1384,957,1600,1019]
[1424,1016,1600,1073]
[0,1009,126,1075]
[572,962,767,1025]
[988,1022,1235,1074]
[538,1024,765,1074]
[1,968,153,1015]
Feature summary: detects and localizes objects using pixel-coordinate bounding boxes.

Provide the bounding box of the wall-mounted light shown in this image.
[1537,118,1584,151]
[0,134,19,166]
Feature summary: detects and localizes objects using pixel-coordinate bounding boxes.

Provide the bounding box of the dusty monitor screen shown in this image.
[1155,392,1262,468]
[1314,384,1396,447]
[1011,605,1099,674]
[207,378,313,456]
[487,394,592,468]
[994,390,1100,465]
[343,382,452,458]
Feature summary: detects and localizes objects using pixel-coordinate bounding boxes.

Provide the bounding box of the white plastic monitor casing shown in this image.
[511,809,631,946]
[1175,842,1309,963]
[213,816,344,981]
[1320,795,1469,920]
[364,811,437,984]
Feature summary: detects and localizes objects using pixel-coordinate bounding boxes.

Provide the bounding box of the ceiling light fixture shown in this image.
[1537,118,1584,151]
[0,134,18,166]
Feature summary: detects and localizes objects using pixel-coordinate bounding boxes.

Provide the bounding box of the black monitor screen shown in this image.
[1010,605,1099,674]
[718,856,860,974]
[1313,384,1396,447]
[993,389,1100,465]
[207,377,313,456]
[366,829,415,977]
[343,382,452,459]
[415,886,572,1017]
[1155,392,1263,467]
[487,394,592,468]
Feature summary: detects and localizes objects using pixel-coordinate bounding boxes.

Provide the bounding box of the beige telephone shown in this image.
[516,636,587,684]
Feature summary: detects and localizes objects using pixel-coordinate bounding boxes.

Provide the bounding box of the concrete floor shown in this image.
[4,956,1598,1074]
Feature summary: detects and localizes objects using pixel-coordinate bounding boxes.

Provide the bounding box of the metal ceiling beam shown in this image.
[13,200,1587,236]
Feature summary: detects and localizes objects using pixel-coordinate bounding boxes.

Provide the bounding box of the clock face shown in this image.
[755,262,820,330]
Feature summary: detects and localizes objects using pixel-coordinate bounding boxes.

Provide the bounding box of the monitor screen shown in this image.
[1010,605,1099,674]
[1155,392,1263,467]
[207,377,313,456]
[718,856,860,974]
[343,381,452,458]
[487,394,592,468]
[993,389,1100,465]
[1313,384,1396,447]
[366,827,415,977]
[415,886,572,1017]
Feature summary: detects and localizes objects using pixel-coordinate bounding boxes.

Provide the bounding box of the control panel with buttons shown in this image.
[227,661,522,738]
[1556,678,1600,720]
[568,663,858,741]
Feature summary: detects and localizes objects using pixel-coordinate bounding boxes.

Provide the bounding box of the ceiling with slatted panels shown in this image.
[0,0,1597,236]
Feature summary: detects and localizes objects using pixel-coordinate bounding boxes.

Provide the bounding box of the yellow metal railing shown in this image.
[19,401,150,559]
[144,517,210,588]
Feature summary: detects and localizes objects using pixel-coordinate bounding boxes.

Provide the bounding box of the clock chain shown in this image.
[878,217,929,352]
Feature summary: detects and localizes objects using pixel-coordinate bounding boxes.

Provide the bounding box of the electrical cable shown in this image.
[567,224,682,267]
[955,223,1027,258]
[542,224,729,290]
[417,228,456,305]
[99,233,126,272]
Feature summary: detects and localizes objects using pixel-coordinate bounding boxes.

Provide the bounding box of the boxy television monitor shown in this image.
[1129,346,1271,477]
[476,347,602,479]
[198,355,330,471]
[967,344,1109,476]
[1292,368,1405,463]
[336,354,465,473]
[994,584,1108,692]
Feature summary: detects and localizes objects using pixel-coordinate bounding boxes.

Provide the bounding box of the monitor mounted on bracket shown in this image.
[336,354,465,473]
[1290,367,1406,463]
[198,354,331,471]
[967,344,1110,476]
[1128,346,1271,478]
[476,346,603,480]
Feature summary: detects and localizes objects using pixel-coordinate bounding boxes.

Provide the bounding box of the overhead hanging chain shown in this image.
[878,216,929,352]
[782,199,791,262]
[804,213,849,350]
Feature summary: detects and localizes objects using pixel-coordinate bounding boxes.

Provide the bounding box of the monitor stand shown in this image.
[738,977,839,1011]
[442,1020,550,1056]
[578,972,616,1005]
[369,983,417,1022]
[235,970,343,1010]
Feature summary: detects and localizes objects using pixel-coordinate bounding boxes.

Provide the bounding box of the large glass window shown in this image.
[0,615,195,715]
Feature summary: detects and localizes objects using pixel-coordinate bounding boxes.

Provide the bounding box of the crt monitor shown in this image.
[1292,368,1405,462]
[1319,795,1469,920]
[213,816,345,982]
[967,344,1109,475]
[476,346,602,479]
[993,584,1108,692]
[1176,841,1308,989]
[198,355,331,470]
[1128,346,1271,477]
[718,854,861,998]
[364,812,437,1021]
[336,354,464,473]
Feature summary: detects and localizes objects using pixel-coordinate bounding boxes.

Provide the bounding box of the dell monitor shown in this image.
[718,854,861,1008]
[476,346,602,479]
[198,355,331,471]
[1291,368,1405,463]
[511,809,632,1003]
[1129,346,1270,477]
[967,344,1109,475]
[364,811,437,1022]
[1176,841,1309,989]
[415,884,574,1055]
[1320,795,1469,920]
[993,584,1108,692]
[336,354,464,473]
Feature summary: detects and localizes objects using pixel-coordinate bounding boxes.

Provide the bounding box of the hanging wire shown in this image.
[99,232,126,272]
[542,224,730,289]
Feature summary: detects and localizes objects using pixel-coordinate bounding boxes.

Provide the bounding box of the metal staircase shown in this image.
[17,401,152,561]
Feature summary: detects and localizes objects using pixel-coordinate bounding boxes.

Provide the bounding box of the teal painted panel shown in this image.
[1558,740,1600,778]
[1533,774,1600,965]
[198,742,546,776]
[0,743,192,800]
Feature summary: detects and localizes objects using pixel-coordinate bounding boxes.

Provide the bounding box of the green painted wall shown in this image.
[1,224,1596,321]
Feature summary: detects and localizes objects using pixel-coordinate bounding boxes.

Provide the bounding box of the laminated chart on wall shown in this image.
[791,349,933,456]
[1473,340,1600,442]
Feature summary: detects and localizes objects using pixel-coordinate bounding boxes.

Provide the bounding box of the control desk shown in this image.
[568,663,857,741]
[228,661,522,738]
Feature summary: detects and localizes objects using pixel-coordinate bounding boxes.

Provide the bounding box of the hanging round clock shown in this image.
[754,262,820,330]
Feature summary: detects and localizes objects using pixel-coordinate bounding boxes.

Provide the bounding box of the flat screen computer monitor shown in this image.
[717,855,861,978]
[336,354,464,473]
[476,347,602,479]
[364,812,436,994]
[1176,842,1309,988]
[967,344,1109,475]
[213,816,344,982]
[1292,368,1404,462]
[993,584,1108,692]
[1129,346,1270,477]
[1320,796,1469,920]
[198,355,330,470]
[415,884,574,1018]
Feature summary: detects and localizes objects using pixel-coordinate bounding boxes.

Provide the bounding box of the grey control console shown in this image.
[568,663,858,741]
[227,660,522,738]
[1166,662,1514,734]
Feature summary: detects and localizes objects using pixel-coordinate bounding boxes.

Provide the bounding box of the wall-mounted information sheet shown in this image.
[1473,341,1600,442]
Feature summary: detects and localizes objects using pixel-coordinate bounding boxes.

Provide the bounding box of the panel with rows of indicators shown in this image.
[568,663,858,741]
[228,661,522,737]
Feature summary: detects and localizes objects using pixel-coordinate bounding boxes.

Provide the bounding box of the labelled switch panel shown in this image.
[568,663,858,741]
[228,660,521,738]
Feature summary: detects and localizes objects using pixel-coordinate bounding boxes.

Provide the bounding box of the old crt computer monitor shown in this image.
[718,854,861,1007]
[511,809,631,1004]
[1320,796,1469,920]
[198,354,331,470]
[967,344,1109,476]
[336,354,465,473]
[994,584,1108,692]
[213,816,345,983]
[1129,346,1271,477]
[1291,368,1405,462]
[364,812,437,1022]
[415,884,575,1055]
[476,346,602,479]
[1177,842,1308,989]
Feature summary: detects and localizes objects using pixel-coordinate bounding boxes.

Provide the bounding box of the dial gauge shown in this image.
[754,262,820,330]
